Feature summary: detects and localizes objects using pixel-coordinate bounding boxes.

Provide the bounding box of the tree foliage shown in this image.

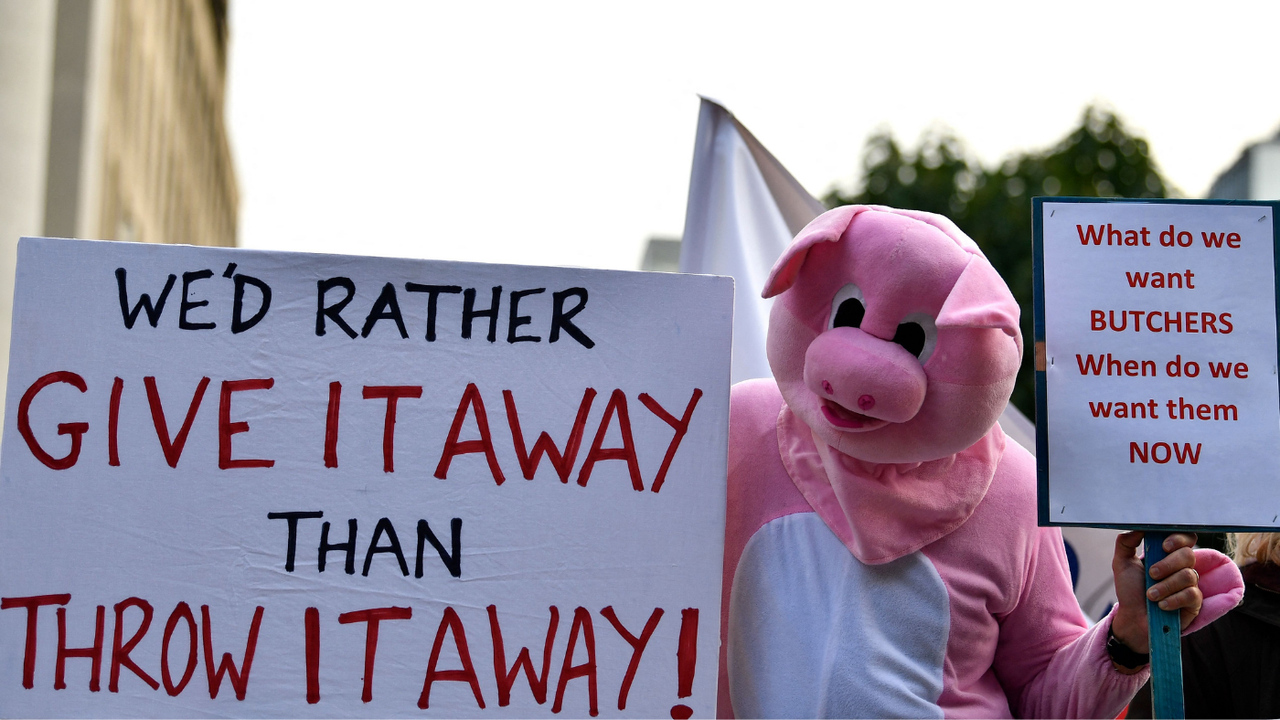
[823,106,1174,417]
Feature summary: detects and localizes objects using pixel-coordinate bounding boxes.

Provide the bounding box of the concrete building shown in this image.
[0,0,237,414]
[1207,129,1280,200]
[639,236,681,272]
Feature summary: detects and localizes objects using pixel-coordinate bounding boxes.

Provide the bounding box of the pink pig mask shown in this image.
[765,205,1023,464]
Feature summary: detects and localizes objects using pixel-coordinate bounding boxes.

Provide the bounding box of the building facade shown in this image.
[44,0,238,245]
[1207,130,1280,201]
[640,236,681,272]
[0,0,237,415]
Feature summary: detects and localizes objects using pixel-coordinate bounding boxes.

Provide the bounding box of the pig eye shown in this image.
[895,312,938,364]
[894,324,925,355]
[829,284,865,329]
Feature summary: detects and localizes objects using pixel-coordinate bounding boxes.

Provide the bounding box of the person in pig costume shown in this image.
[718,205,1245,718]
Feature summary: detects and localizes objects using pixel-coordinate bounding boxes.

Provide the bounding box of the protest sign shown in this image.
[1034,198,1280,529]
[0,238,733,718]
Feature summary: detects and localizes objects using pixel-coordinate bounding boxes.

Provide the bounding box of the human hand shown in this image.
[1109,531,1202,659]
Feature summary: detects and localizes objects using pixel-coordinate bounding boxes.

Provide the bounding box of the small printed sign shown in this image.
[1035,198,1280,529]
[0,238,733,717]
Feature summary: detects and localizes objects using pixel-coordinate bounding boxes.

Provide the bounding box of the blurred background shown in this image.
[4,0,1280,416]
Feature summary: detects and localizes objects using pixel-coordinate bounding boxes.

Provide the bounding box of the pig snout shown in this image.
[803,328,928,426]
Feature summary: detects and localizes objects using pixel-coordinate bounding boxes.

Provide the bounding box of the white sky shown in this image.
[226,1,1280,272]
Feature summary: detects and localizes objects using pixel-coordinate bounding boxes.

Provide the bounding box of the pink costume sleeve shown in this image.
[993,529,1244,719]
[993,525,1144,719]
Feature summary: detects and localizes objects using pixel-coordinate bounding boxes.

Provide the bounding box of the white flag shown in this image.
[679,97,823,384]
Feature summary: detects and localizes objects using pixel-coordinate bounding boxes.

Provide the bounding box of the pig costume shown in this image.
[718,206,1244,718]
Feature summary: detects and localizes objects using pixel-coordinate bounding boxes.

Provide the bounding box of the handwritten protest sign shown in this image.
[0,238,733,718]
[1034,198,1280,529]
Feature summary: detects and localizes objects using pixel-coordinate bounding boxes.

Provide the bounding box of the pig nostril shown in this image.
[858,394,875,411]
[821,380,833,395]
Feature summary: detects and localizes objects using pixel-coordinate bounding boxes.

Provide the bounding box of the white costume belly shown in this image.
[728,513,950,719]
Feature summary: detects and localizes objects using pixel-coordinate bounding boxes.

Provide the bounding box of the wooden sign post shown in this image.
[1144,532,1184,718]
[1033,198,1280,718]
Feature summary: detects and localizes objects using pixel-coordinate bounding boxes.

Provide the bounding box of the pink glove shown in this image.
[1182,548,1244,634]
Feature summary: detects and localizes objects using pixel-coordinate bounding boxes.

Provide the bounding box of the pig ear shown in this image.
[762,205,873,299]
[936,255,1021,336]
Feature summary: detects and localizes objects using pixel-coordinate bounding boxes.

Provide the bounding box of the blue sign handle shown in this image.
[1144,532,1184,719]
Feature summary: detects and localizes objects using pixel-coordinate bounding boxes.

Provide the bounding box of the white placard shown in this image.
[1040,200,1280,528]
[0,238,732,718]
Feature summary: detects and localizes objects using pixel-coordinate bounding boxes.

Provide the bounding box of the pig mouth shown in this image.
[820,399,889,431]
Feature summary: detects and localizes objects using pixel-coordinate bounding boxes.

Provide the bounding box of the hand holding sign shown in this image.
[1034,198,1267,717]
[1109,531,1201,659]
